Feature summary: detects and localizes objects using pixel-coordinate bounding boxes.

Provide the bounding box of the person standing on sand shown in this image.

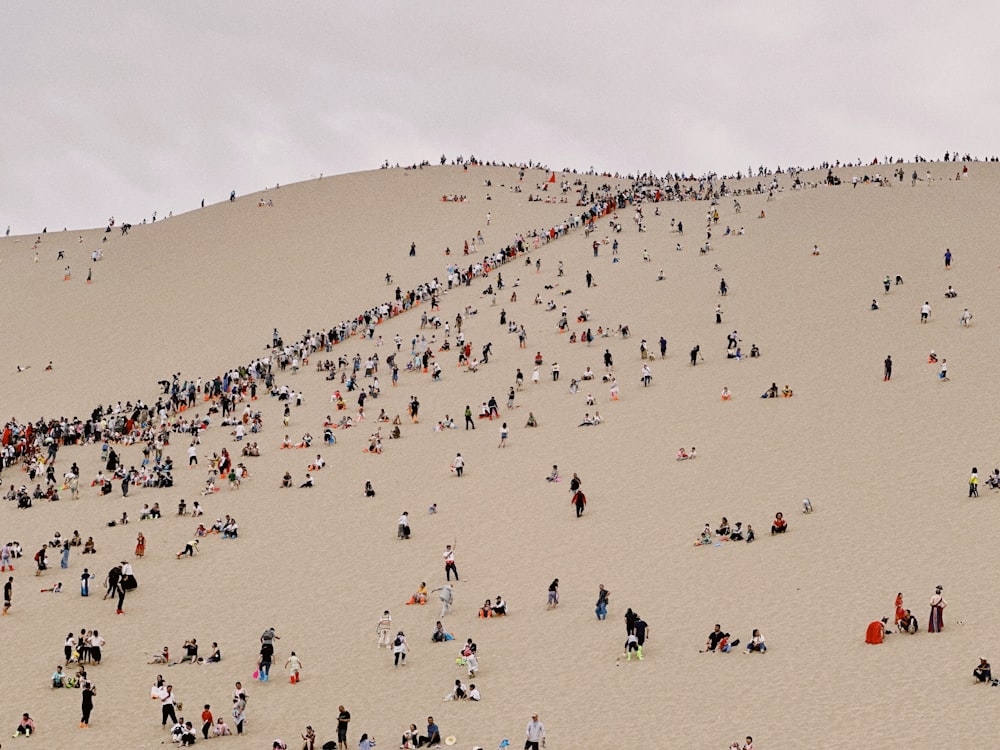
[715,304,723,324]
[498,422,508,448]
[928,586,946,632]
[452,454,464,477]
[161,685,178,727]
[337,706,351,749]
[944,248,952,269]
[883,356,892,382]
[690,345,701,366]
[443,545,458,580]
[921,301,932,323]
[465,405,474,430]
[595,584,610,620]
[939,359,949,381]
[525,713,545,750]
[969,468,979,498]
[80,680,96,727]
[3,575,12,615]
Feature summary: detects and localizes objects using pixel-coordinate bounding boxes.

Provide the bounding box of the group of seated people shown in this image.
[698,517,756,545]
[443,679,481,701]
[676,447,698,460]
[477,596,507,618]
[138,503,163,520]
[762,382,793,398]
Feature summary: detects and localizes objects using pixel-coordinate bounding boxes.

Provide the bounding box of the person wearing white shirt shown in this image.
[468,684,480,701]
[525,714,545,749]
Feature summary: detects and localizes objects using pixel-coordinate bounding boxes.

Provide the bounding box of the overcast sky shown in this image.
[2,2,997,233]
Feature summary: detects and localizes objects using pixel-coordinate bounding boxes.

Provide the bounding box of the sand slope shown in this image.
[1,162,998,749]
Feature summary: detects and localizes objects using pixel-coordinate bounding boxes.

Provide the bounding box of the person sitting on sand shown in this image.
[974,658,992,683]
[745,629,767,653]
[677,447,689,461]
[763,382,779,399]
[14,713,36,737]
[492,595,507,616]
[478,599,493,619]
[986,469,1000,490]
[299,473,314,488]
[281,472,293,488]
[721,386,732,400]
[945,285,957,298]
[697,524,712,545]
[148,646,170,664]
[771,512,787,534]
[704,624,731,653]
[750,344,760,358]
[407,582,428,605]
[729,522,744,541]
[431,621,447,643]
[781,385,793,398]
[898,609,918,634]
[715,517,731,537]
[525,412,537,427]
[546,465,560,482]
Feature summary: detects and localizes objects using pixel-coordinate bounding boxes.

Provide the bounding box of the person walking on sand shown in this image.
[452,453,464,477]
[921,301,932,323]
[498,422,508,448]
[547,578,560,609]
[970,468,979,498]
[944,248,952,269]
[432,584,454,617]
[464,405,474,430]
[960,308,972,327]
[883,355,892,382]
[939,359,949,381]
[690,345,701,366]
[284,651,302,683]
[715,304,723,324]
[3,575,12,615]
[392,631,408,667]
[928,586,946,632]
[376,610,393,648]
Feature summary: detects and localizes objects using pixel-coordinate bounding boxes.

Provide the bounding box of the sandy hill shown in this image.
[0,162,998,749]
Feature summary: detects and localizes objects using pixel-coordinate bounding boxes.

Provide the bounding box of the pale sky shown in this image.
[2,2,997,232]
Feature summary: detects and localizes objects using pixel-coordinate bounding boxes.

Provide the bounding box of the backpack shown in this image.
[394,635,403,647]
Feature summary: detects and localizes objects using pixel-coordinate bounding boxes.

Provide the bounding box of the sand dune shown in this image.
[1,161,998,749]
